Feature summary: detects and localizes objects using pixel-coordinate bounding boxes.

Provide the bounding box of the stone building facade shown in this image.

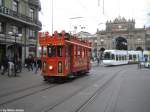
[96,17,150,57]
[0,0,41,63]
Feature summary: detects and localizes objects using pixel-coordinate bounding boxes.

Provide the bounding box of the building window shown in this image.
[12,25,18,33]
[29,8,34,20]
[0,22,4,33]
[29,29,35,39]
[12,0,18,12]
[18,27,22,34]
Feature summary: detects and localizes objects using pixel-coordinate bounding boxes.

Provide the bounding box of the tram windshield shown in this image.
[104,52,115,60]
[104,52,111,60]
[47,46,56,57]
[47,46,63,57]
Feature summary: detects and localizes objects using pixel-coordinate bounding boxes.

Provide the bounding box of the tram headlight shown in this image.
[49,65,53,70]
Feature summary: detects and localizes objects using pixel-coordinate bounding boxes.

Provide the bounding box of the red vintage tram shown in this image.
[38,31,91,81]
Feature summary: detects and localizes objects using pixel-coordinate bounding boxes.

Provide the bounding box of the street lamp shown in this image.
[8,32,22,76]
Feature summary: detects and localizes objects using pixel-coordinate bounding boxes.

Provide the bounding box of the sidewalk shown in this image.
[0,68,43,96]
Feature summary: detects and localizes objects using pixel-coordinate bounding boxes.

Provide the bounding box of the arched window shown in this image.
[115,37,127,50]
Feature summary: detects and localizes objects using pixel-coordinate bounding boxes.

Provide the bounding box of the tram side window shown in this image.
[122,55,124,61]
[125,55,127,60]
[74,46,76,56]
[81,48,84,58]
[133,55,136,61]
[57,46,62,57]
[112,54,115,60]
[119,55,122,61]
[42,46,47,57]
[129,55,132,60]
[65,46,69,57]
[116,55,118,61]
[47,46,56,57]
[77,46,81,57]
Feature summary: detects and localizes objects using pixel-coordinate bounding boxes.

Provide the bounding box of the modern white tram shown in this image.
[103,50,143,66]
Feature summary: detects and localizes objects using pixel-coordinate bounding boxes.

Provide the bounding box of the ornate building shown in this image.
[0,0,41,63]
[96,16,150,56]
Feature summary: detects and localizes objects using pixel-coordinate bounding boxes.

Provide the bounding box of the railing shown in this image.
[0,5,42,28]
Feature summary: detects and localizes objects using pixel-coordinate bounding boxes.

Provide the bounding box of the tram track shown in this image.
[44,68,124,112]
[0,70,106,109]
[0,83,48,98]
[74,70,123,112]
[0,66,128,111]
[42,69,123,112]
[0,83,58,106]
[40,73,107,112]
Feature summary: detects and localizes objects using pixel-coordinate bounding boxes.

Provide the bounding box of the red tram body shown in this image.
[38,31,91,81]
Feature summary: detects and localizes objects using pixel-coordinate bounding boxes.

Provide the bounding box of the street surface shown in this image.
[0,64,150,112]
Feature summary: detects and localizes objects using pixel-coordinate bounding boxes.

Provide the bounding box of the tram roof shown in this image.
[38,31,91,49]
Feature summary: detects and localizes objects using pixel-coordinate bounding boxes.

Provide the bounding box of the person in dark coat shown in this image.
[35,58,42,73]
[26,56,33,71]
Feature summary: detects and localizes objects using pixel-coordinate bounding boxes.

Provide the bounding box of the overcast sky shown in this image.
[39,0,150,34]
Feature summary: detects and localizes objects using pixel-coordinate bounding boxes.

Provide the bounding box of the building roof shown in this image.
[77,31,96,38]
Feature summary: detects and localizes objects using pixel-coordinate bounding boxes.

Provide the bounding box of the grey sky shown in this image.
[39,0,150,34]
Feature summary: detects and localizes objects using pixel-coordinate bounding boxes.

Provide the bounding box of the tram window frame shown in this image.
[47,46,56,57]
[57,46,63,57]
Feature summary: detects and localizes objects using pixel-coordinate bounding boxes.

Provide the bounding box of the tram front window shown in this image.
[104,52,111,60]
[57,46,62,57]
[47,46,56,57]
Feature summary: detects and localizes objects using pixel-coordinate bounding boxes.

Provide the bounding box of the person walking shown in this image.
[1,56,8,75]
[27,56,33,71]
[35,57,42,73]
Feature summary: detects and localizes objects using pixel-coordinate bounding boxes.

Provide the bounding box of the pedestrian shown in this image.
[35,58,42,73]
[27,55,33,71]
[97,57,100,66]
[1,56,8,75]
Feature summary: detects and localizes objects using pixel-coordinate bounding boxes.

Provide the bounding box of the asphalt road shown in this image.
[0,64,150,112]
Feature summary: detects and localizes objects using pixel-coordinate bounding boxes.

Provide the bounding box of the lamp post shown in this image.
[8,32,22,76]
